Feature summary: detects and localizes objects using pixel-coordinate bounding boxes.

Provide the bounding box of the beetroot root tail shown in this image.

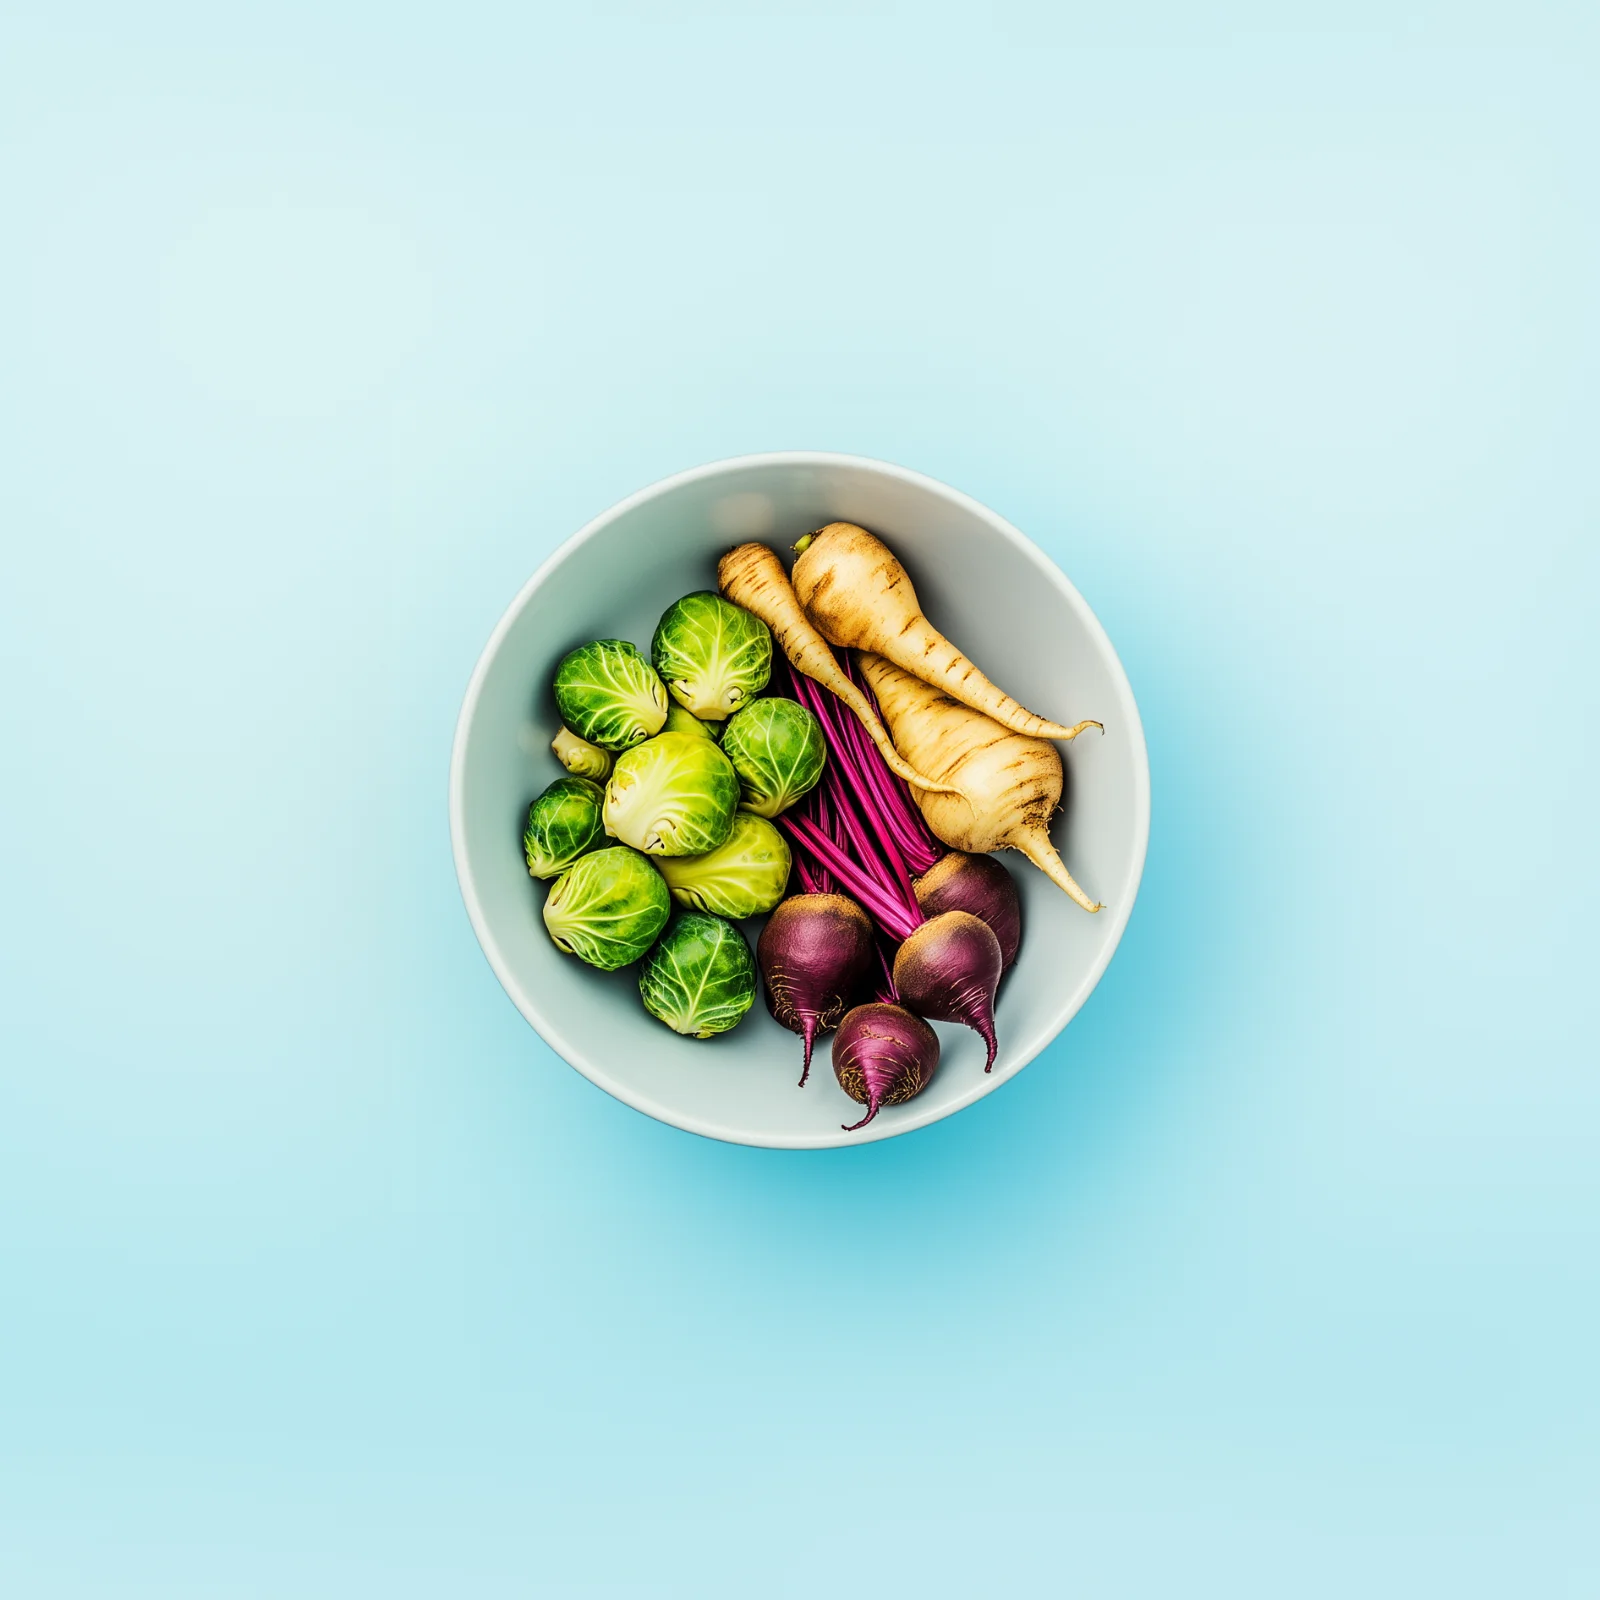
[798,1019,817,1088]
[841,1099,881,1133]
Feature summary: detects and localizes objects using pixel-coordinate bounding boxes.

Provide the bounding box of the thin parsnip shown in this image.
[717,542,958,796]
[859,652,1105,913]
[792,522,1083,740]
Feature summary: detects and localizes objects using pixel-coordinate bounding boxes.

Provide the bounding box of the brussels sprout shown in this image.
[663,702,716,741]
[655,811,792,918]
[603,731,740,857]
[718,697,827,818]
[523,777,606,880]
[651,593,772,721]
[542,846,670,970]
[553,640,669,752]
[551,726,612,780]
[638,911,757,1038]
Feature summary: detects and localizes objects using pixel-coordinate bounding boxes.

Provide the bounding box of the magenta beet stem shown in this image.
[833,659,943,874]
[787,666,923,926]
[873,939,898,1005]
[811,787,838,893]
[778,815,920,941]
[818,741,920,927]
[845,728,933,868]
[829,730,919,919]
[774,652,941,938]
[852,730,942,874]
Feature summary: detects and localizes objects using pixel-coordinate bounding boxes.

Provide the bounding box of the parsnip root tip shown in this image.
[1012,829,1103,915]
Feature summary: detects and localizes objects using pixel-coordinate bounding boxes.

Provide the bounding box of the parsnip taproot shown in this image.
[792,522,1082,740]
[717,542,958,797]
[858,652,1104,913]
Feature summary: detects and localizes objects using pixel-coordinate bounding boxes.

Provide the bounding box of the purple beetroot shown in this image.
[832,1003,940,1131]
[912,851,1021,971]
[757,893,876,1085]
[891,909,1003,1071]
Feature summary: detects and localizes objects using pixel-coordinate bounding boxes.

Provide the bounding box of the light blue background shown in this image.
[2,4,1595,1596]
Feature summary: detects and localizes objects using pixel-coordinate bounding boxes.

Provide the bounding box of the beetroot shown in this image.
[892,910,1003,1070]
[832,1003,940,1131]
[757,894,875,1085]
[913,851,1021,971]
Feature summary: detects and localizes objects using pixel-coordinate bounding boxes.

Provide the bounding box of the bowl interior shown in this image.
[451,455,1148,1148]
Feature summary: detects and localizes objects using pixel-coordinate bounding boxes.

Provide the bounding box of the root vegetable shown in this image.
[792,522,1087,740]
[913,851,1021,970]
[756,893,876,1086]
[717,542,957,797]
[891,910,1002,1070]
[859,652,1104,913]
[832,1003,940,1131]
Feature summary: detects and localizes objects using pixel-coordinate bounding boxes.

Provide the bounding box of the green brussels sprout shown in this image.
[553,640,669,752]
[655,811,792,918]
[603,731,740,857]
[542,846,670,970]
[523,777,606,880]
[551,725,612,780]
[663,702,716,741]
[638,910,757,1038]
[718,696,827,818]
[650,593,772,721]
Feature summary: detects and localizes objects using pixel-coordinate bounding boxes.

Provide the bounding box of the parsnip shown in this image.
[859,652,1105,913]
[717,542,958,796]
[793,522,1083,740]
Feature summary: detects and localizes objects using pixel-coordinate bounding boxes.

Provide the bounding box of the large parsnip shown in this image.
[858,653,1104,913]
[793,522,1083,740]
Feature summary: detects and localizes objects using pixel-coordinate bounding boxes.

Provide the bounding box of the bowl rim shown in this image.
[449,450,1151,1149]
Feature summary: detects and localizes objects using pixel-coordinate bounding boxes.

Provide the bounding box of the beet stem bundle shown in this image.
[775,656,941,872]
[780,811,919,941]
[790,656,943,878]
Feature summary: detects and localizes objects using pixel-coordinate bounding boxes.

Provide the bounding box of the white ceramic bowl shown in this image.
[450,453,1149,1148]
